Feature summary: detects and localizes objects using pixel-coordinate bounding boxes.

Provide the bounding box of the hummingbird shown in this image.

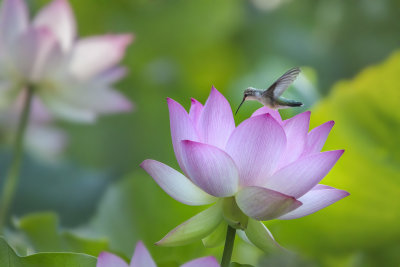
[235,67,303,115]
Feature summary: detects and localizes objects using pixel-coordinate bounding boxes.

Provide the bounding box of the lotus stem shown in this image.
[221,225,236,267]
[0,85,34,232]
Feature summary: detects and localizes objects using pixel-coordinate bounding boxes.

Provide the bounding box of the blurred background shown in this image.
[1,0,400,266]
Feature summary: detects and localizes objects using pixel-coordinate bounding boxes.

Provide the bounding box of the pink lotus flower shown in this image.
[0,0,133,122]
[141,87,349,250]
[96,241,219,267]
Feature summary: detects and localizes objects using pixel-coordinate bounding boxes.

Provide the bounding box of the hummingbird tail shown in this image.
[286,101,303,107]
[277,98,303,107]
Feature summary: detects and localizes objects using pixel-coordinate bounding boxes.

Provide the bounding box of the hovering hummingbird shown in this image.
[235,67,303,115]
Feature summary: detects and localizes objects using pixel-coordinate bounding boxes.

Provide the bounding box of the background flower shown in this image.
[0,0,133,122]
[97,241,219,267]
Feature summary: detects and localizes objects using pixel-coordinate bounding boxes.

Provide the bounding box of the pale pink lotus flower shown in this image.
[0,93,66,158]
[96,241,219,267]
[0,0,133,122]
[141,87,349,251]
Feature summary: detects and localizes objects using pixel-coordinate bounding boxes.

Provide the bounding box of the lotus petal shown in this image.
[236,186,302,221]
[304,120,335,155]
[69,34,133,80]
[189,98,203,126]
[181,256,219,267]
[265,150,344,198]
[130,241,156,267]
[33,0,76,50]
[226,114,286,187]
[156,203,222,247]
[278,184,350,220]
[0,0,28,45]
[244,219,282,252]
[251,106,282,123]
[197,87,235,149]
[140,159,216,206]
[181,140,239,197]
[96,252,128,267]
[167,98,200,175]
[279,111,310,167]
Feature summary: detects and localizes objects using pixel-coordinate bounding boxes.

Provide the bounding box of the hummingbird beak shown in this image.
[235,96,246,115]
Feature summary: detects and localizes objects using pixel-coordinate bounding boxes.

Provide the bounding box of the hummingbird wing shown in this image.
[264,67,301,98]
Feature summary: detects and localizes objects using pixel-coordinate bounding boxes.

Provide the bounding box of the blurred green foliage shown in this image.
[1,0,400,266]
[272,51,400,266]
[14,212,109,257]
[0,153,111,226]
[0,237,96,267]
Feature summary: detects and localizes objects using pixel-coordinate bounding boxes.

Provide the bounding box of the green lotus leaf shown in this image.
[14,212,108,257]
[0,237,96,267]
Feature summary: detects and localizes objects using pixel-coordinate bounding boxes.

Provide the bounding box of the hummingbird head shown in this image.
[235,87,257,115]
[243,87,257,98]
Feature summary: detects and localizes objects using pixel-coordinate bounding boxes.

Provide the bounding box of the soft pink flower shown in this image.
[96,241,219,267]
[141,87,349,250]
[0,0,133,122]
[0,93,66,158]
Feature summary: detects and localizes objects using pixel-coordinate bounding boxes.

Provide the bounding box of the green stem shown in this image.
[221,225,236,267]
[0,86,34,232]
